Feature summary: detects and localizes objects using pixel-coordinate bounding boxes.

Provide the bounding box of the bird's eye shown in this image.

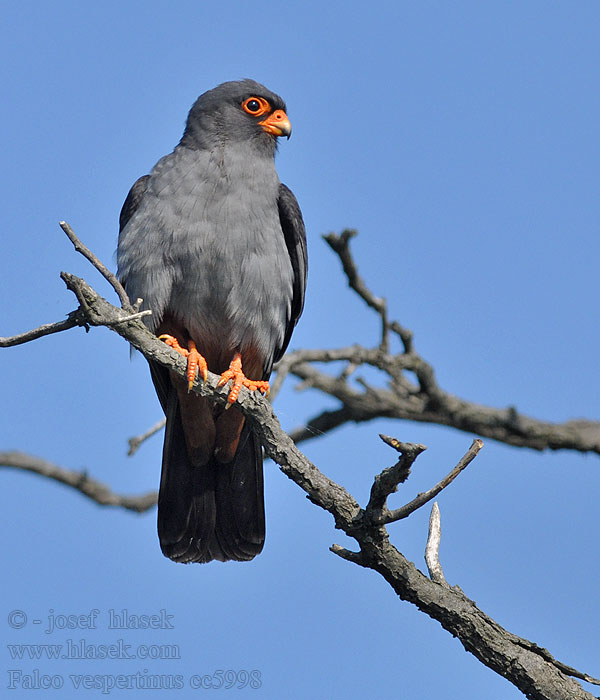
[245,99,261,112]
[242,97,270,116]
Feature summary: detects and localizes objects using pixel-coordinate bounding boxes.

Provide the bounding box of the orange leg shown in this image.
[159,335,208,391]
[217,352,270,405]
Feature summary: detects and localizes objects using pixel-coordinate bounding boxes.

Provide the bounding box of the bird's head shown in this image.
[180,79,291,153]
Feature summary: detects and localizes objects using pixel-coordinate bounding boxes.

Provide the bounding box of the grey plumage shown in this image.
[117,80,307,563]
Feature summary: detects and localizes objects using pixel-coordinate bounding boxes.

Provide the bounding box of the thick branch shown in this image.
[357,539,598,699]
[286,353,600,455]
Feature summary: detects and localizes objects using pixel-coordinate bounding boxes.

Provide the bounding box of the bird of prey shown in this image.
[117,80,307,564]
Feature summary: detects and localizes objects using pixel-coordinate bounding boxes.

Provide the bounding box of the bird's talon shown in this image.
[159,335,208,391]
[159,334,189,357]
[218,353,270,405]
[186,341,208,392]
[216,372,232,389]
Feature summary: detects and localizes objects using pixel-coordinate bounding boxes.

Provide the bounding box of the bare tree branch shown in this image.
[127,418,166,456]
[0,451,156,512]
[3,228,600,699]
[0,311,84,347]
[285,354,600,453]
[323,229,392,351]
[275,231,600,455]
[323,229,414,354]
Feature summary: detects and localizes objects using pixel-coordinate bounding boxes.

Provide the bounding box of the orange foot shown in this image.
[158,335,208,391]
[217,352,270,405]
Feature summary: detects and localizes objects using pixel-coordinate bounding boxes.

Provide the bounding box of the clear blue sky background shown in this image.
[1,2,598,698]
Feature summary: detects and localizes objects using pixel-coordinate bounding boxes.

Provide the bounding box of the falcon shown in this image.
[117,80,307,563]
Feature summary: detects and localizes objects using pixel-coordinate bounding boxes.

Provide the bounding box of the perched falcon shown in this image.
[117,80,307,563]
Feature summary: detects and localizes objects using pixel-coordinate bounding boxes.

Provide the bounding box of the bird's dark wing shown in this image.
[119,174,150,233]
[119,174,172,411]
[275,182,308,365]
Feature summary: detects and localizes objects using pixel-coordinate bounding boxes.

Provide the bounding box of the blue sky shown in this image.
[1,2,599,698]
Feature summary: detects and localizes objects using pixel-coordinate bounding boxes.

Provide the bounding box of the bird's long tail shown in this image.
[152,365,265,563]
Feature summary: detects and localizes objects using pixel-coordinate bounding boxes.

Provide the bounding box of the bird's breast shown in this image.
[150,147,294,368]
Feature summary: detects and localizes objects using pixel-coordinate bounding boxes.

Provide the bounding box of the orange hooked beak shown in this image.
[259,109,292,139]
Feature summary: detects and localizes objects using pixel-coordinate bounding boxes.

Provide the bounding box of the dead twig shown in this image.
[0,451,156,512]
[424,502,448,586]
[0,311,84,347]
[128,419,166,456]
[60,220,133,311]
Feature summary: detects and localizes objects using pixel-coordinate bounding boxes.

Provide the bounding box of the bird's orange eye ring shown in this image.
[242,96,270,116]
